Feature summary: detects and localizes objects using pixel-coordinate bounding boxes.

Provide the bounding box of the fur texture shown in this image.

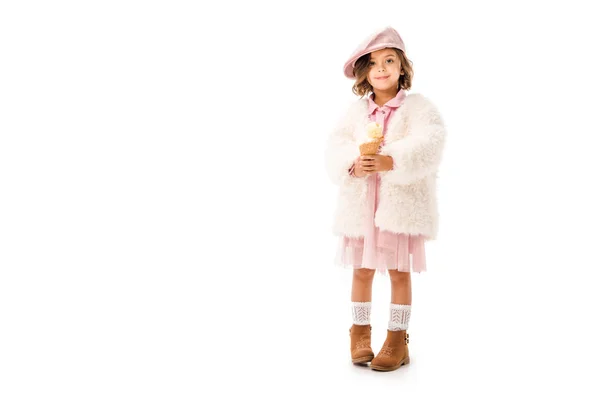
[324,93,446,240]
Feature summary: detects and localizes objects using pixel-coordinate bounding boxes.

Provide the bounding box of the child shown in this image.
[324,26,447,372]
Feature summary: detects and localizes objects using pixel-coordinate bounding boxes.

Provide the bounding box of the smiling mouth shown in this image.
[375,76,390,80]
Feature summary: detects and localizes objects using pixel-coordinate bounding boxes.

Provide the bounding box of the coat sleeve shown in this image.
[378,96,446,185]
[324,105,367,185]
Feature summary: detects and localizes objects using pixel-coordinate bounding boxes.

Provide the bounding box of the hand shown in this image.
[352,159,369,178]
[358,155,393,175]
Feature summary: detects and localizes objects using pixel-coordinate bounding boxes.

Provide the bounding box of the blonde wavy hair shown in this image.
[351,48,413,97]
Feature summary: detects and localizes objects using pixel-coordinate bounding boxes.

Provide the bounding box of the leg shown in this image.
[389,270,411,305]
[349,268,376,364]
[388,270,412,331]
[351,268,376,302]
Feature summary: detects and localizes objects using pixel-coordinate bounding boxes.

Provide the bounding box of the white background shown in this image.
[1,1,600,399]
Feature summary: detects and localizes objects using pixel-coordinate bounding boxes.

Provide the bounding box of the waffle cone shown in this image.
[359,138,383,155]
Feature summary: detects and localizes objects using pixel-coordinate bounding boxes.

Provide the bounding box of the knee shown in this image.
[353,268,375,282]
[389,270,410,284]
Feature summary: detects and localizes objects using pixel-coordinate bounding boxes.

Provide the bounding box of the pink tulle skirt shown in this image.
[334,172,427,274]
[335,231,426,274]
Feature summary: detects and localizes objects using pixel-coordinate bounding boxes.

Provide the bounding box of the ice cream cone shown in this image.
[361,122,384,155]
[359,138,383,155]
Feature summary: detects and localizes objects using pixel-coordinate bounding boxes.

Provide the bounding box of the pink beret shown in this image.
[343,26,406,79]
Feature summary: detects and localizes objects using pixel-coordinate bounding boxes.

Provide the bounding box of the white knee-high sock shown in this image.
[351,302,371,325]
[389,304,411,331]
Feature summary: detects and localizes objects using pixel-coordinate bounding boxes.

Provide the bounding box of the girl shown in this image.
[324,26,447,372]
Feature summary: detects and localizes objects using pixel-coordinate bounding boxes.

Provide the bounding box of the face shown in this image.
[366,48,404,92]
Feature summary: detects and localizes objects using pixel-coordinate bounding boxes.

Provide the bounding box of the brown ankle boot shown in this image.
[370,330,410,371]
[349,324,375,364]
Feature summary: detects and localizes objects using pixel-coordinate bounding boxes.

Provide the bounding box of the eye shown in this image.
[386,59,394,63]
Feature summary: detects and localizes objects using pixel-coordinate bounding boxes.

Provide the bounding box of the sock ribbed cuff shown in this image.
[389,304,411,331]
[351,301,371,325]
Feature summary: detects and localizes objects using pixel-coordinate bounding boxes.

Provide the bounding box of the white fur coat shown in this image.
[324,93,446,240]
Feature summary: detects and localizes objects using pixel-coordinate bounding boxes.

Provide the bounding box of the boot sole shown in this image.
[370,356,410,371]
[352,355,374,364]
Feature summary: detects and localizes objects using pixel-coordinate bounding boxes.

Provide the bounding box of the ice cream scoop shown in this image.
[360,122,384,155]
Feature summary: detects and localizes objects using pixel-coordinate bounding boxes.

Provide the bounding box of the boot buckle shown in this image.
[405,333,410,344]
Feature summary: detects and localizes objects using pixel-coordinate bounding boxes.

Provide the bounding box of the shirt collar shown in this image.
[367,89,407,114]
